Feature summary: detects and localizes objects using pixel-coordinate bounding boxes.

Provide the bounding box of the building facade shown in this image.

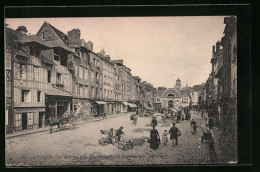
[5,22,144,134]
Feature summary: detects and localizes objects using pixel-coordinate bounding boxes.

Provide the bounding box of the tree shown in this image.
[16,26,28,34]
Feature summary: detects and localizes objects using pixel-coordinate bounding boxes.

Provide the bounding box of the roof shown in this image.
[46,21,68,42]
[132,76,141,81]
[161,88,181,98]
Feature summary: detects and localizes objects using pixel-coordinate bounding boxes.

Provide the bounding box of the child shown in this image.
[162,130,168,146]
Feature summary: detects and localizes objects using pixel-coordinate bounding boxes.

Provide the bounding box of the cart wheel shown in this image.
[201,136,204,143]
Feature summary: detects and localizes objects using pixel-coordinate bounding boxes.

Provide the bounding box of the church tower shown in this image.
[174,78,182,90]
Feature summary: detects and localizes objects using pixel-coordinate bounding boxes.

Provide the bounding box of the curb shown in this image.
[7,113,127,139]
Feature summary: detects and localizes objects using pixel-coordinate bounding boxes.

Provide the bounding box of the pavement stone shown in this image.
[6,110,234,166]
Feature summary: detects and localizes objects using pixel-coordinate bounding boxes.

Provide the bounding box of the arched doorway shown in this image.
[168,100,174,108]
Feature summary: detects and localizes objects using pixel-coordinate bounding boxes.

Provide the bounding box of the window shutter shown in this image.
[34,113,39,125]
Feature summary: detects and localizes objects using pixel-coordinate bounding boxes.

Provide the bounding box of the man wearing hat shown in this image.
[169,123,181,147]
[116,126,124,142]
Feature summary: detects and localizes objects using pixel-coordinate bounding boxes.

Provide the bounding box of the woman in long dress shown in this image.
[150,125,160,150]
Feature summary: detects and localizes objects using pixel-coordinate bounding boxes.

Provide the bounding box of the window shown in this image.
[29,46,35,56]
[41,32,45,40]
[34,67,39,81]
[48,70,51,83]
[96,72,99,80]
[91,71,94,81]
[56,73,62,85]
[14,114,22,128]
[6,82,11,97]
[36,49,41,58]
[79,66,83,78]
[96,87,99,97]
[85,85,89,97]
[91,86,94,97]
[5,53,11,69]
[22,90,31,102]
[28,113,34,129]
[79,85,84,96]
[84,68,89,80]
[20,64,26,79]
[37,91,42,102]
[54,55,60,61]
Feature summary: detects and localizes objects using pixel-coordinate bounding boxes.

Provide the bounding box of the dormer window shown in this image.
[41,32,45,40]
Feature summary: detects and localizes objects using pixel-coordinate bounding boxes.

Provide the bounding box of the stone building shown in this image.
[5,21,145,134]
[220,16,237,133]
[98,49,114,115]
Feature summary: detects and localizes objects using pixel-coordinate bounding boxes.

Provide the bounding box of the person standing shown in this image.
[169,123,181,147]
[191,119,197,134]
[151,114,157,127]
[103,111,107,119]
[116,126,124,142]
[162,130,168,146]
[133,114,138,126]
[149,125,160,149]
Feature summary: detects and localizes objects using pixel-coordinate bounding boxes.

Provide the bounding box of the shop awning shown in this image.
[45,91,72,97]
[95,101,107,105]
[146,107,154,111]
[122,102,128,106]
[128,103,137,108]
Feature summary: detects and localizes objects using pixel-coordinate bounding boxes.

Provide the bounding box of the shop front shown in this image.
[122,102,128,113]
[104,100,114,115]
[45,92,72,124]
[72,98,92,118]
[13,107,46,131]
[94,101,107,116]
[127,103,138,112]
[114,101,121,114]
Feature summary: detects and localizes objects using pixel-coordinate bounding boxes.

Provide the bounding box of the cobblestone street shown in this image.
[6,110,222,166]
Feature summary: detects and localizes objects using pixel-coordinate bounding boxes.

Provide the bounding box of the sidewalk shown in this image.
[202,111,237,164]
[6,112,131,139]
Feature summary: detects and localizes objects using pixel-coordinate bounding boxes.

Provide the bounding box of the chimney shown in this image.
[105,55,110,61]
[216,41,220,55]
[212,45,215,56]
[100,49,105,56]
[68,28,81,40]
[16,26,28,35]
[86,41,93,51]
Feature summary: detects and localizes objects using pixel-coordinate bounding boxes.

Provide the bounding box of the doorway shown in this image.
[168,100,174,108]
[22,113,27,130]
[39,112,45,128]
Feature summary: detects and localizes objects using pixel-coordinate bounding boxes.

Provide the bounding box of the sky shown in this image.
[6,16,227,88]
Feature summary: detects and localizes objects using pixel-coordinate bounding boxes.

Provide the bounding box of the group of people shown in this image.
[149,123,181,149]
[101,126,125,145]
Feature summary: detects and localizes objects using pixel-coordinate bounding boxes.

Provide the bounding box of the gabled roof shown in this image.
[45,22,68,42]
